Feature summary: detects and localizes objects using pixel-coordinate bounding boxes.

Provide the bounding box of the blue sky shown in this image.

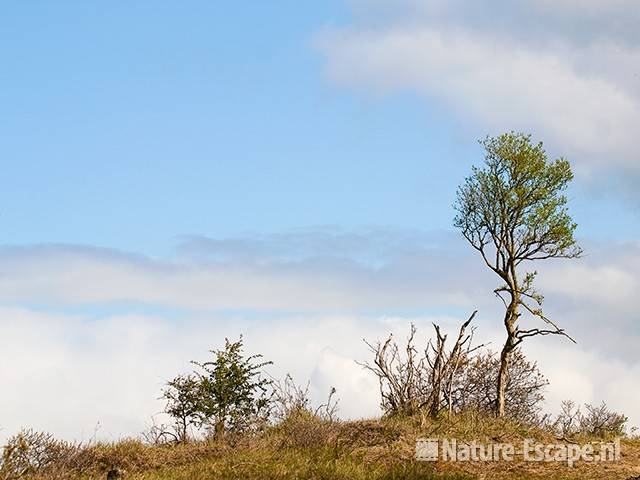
[1,1,639,440]
[1,0,446,252]
[2,1,637,255]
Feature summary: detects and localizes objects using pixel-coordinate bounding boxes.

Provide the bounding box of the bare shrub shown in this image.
[429,313,484,417]
[270,374,339,424]
[360,323,427,416]
[270,375,340,449]
[0,429,72,479]
[361,312,482,418]
[452,349,548,424]
[553,400,581,438]
[553,400,627,438]
[581,402,628,437]
[141,416,183,446]
[271,374,313,423]
[362,314,548,424]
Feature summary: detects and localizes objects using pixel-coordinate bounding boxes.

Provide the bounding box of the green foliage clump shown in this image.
[193,336,272,436]
[161,374,204,443]
[160,337,272,441]
[454,132,581,264]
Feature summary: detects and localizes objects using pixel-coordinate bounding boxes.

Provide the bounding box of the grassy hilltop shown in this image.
[3,411,640,480]
[3,332,636,480]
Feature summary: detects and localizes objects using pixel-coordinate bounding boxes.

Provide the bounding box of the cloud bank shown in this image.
[1,229,638,441]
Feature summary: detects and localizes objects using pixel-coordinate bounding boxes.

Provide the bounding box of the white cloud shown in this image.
[0,232,638,441]
[318,1,640,178]
[538,241,640,324]
[532,0,639,17]
[1,306,638,444]
[528,340,640,424]
[0,239,487,312]
[543,263,637,313]
[0,306,456,442]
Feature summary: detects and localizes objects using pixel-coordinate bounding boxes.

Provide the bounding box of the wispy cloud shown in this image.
[318,0,640,187]
[0,231,487,312]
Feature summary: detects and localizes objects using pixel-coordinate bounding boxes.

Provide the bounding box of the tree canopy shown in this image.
[454,132,581,276]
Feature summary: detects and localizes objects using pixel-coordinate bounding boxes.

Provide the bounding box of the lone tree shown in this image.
[193,336,272,436]
[454,132,582,417]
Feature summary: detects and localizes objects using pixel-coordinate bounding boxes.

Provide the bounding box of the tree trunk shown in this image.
[496,344,512,417]
[215,418,225,438]
[180,416,187,443]
[496,299,518,417]
[214,407,226,439]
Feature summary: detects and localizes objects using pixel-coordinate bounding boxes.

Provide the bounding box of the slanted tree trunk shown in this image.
[496,296,519,417]
[496,345,511,417]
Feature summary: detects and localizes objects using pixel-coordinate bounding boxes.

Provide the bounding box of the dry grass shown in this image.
[3,412,640,480]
